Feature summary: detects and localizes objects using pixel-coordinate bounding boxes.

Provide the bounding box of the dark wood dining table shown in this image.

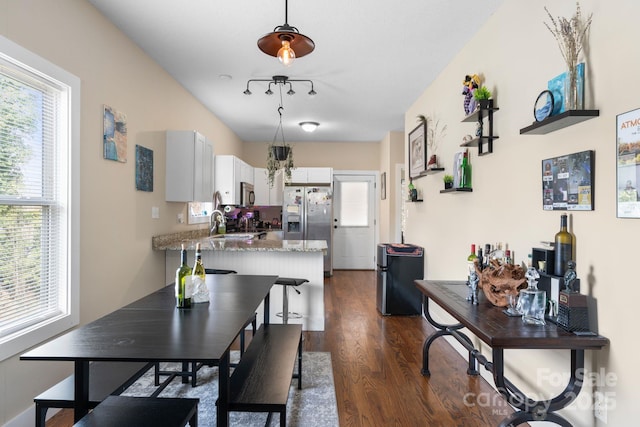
[21,274,277,426]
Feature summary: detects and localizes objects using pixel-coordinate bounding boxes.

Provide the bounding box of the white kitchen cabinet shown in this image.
[165,130,214,202]
[254,167,283,206]
[215,155,254,205]
[290,167,332,184]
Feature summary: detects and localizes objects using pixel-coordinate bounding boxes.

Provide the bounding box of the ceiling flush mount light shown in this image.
[257,0,315,67]
[299,121,319,132]
[243,75,316,96]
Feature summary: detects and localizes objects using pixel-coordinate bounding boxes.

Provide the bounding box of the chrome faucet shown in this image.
[210,209,225,235]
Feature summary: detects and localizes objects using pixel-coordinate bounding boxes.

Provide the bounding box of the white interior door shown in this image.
[332,173,376,270]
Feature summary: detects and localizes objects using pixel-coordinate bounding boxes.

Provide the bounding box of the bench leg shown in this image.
[280,409,286,427]
[297,334,302,390]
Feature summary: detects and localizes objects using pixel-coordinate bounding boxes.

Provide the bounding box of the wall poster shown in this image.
[617,108,640,218]
[542,150,594,211]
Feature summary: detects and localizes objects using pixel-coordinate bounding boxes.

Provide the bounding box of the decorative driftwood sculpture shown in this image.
[474,259,527,307]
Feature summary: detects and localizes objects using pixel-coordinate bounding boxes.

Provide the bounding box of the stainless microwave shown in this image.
[240,182,255,207]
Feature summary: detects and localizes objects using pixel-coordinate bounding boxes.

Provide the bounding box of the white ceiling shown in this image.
[87,0,504,143]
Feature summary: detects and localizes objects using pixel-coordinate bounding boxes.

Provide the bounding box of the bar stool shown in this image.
[274,277,309,324]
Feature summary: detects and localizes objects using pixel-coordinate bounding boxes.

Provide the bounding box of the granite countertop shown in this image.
[152,230,327,253]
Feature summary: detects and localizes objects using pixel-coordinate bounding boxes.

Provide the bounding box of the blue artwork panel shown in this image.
[135,145,153,192]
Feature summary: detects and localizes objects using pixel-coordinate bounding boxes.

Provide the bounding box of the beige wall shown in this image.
[405,0,635,425]
[242,140,380,170]
[0,0,244,423]
[378,131,404,243]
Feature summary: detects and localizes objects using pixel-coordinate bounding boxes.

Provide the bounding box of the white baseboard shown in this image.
[3,405,59,427]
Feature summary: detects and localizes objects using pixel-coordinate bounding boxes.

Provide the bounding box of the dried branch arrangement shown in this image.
[544,2,593,70]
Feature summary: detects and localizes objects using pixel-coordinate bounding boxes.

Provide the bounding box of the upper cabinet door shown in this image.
[165,130,214,202]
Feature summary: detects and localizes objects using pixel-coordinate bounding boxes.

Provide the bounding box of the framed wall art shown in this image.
[408,122,427,179]
[542,150,594,211]
[616,107,640,218]
[103,104,127,162]
[135,145,153,192]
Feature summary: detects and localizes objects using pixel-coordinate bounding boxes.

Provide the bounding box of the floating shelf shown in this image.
[520,110,599,135]
[440,187,473,194]
[460,136,500,156]
[461,104,499,155]
[461,106,500,123]
[413,167,445,179]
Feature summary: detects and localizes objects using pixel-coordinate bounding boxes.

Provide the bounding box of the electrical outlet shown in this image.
[594,391,608,423]
[151,207,160,219]
[177,213,184,224]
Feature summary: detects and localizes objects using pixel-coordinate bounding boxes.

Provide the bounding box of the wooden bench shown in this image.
[34,361,154,427]
[227,323,302,427]
[72,395,198,427]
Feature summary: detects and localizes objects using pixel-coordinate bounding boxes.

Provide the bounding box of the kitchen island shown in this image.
[153,230,327,331]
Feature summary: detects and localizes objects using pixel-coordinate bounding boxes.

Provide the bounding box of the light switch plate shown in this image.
[151,207,159,219]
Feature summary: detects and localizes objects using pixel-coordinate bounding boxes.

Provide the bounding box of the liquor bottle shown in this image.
[190,242,205,304]
[460,150,472,189]
[467,244,477,277]
[175,244,192,308]
[553,214,573,277]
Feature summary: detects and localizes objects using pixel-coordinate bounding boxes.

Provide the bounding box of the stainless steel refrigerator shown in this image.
[283,186,333,276]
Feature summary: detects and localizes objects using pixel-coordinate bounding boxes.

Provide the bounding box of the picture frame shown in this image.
[542,150,594,211]
[135,145,153,192]
[381,172,386,200]
[408,122,427,179]
[616,107,640,218]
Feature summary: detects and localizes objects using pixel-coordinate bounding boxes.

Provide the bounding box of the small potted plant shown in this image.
[443,174,454,189]
[474,86,493,109]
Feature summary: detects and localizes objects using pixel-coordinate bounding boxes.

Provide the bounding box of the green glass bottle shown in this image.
[175,244,192,308]
[190,242,205,304]
[460,150,472,189]
[553,214,573,277]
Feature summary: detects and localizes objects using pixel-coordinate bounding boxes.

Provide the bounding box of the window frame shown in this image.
[0,35,80,361]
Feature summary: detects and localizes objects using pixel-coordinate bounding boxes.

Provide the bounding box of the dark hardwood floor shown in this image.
[47,270,516,427]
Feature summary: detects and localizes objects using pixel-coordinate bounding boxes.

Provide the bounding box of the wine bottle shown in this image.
[408,178,417,201]
[460,150,472,189]
[466,243,477,278]
[553,214,573,277]
[477,247,484,271]
[191,242,205,304]
[175,244,192,308]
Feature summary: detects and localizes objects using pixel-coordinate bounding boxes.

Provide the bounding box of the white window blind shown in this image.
[0,35,79,361]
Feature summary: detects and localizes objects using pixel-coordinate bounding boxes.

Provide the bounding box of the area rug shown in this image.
[122,352,339,427]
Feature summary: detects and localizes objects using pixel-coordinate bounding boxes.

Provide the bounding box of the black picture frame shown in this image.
[542,150,594,211]
[408,122,427,179]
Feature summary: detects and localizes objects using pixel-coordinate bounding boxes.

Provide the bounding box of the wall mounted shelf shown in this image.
[461,104,499,155]
[408,199,424,202]
[519,110,599,135]
[440,187,473,194]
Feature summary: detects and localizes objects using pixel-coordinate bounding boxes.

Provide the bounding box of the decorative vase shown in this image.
[272,146,290,161]
[444,182,453,190]
[478,99,493,109]
[564,64,584,111]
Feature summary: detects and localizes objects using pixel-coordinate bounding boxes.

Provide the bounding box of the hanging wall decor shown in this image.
[103,104,127,162]
[616,107,640,218]
[542,150,594,211]
[135,144,153,192]
[408,121,427,179]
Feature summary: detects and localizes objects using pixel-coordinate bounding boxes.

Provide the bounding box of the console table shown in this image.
[415,280,609,427]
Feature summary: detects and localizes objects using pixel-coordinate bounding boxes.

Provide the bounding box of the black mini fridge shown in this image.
[376,243,424,315]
